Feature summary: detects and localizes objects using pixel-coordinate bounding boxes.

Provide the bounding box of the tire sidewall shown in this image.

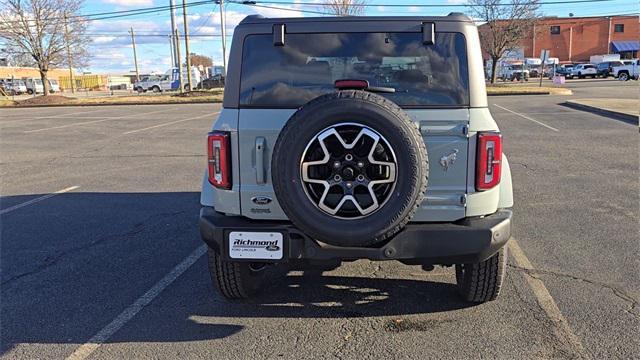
[272,92,427,246]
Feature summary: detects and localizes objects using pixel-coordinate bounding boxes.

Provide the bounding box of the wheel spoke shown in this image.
[301,135,330,181]
[367,137,396,183]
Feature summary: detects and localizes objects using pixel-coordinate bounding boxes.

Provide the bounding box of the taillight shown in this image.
[207,131,231,189]
[476,132,502,191]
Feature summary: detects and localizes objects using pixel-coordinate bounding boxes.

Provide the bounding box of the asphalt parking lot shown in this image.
[1,80,638,359]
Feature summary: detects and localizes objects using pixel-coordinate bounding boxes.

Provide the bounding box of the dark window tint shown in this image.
[550,26,560,35]
[239,32,469,107]
[614,24,624,32]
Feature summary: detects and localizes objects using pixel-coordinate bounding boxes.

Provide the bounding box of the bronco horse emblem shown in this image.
[439,149,459,172]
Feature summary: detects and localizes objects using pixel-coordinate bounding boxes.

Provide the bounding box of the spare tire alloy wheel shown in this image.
[301,123,397,219]
[272,90,428,247]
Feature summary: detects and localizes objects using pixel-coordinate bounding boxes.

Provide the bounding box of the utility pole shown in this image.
[568,26,573,62]
[130,27,140,82]
[169,35,174,67]
[531,24,536,58]
[606,17,612,54]
[182,0,192,91]
[218,0,227,75]
[170,0,179,67]
[175,28,184,94]
[63,13,75,93]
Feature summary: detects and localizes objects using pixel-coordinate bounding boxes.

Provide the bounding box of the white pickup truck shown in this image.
[612,59,639,81]
[134,68,202,93]
[134,75,173,93]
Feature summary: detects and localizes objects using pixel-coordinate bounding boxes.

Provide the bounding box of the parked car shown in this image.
[23,78,44,94]
[551,64,574,78]
[198,74,225,89]
[2,79,27,95]
[48,79,60,93]
[200,14,514,303]
[596,61,624,78]
[612,59,639,81]
[500,65,529,81]
[568,64,597,79]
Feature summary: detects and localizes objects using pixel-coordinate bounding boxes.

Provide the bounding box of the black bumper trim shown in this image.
[199,207,512,264]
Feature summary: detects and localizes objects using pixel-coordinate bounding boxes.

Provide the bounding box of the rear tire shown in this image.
[455,246,507,303]
[618,72,629,81]
[207,248,268,299]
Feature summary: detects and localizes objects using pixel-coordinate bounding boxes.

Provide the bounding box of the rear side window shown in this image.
[239,32,469,108]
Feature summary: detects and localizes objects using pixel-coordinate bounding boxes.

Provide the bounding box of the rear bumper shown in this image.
[199,207,512,264]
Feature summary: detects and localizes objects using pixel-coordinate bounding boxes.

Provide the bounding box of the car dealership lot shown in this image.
[1,86,638,359]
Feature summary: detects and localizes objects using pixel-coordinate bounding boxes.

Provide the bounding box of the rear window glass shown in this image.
[239,32,469,107]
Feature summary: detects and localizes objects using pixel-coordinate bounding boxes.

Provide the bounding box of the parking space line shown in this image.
[33,109,108,120]
[24,109,170,133]
[494,104,560,132]
[65,244,207,360]
[0,109,108,125]
[0,186,80,215]
[508,239,590,359]
[122,112,218,135]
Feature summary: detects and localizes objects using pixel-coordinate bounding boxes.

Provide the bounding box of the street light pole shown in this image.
[182,0,193,91]
[170,0,179,67]
[64,13,75,94]
[218,0,227,75]
[130,27,140,82]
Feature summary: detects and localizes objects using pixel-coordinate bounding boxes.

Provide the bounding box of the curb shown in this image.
[488,91,550,96]
[563,101,639,124]
[0,99,219,108]
[486,88,572,96]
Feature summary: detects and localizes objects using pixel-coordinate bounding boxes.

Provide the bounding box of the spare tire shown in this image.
[272,90,428,247]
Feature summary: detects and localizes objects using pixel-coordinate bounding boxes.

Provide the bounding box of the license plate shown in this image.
[228,231,283,260]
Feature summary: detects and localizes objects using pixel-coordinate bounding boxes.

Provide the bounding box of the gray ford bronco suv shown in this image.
[200,14,513,303]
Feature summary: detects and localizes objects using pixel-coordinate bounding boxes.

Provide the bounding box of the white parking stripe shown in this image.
[24,109,169,133]
[0,109,107,125]
[508,239,590,359]
[65,244,207,360]
[0,186,80,215]
[122,112,217,135]
[494,104,560,132]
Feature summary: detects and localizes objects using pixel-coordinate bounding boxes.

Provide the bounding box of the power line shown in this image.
[83,33,232,37]
[233,0,627,7]
[0,0,216,25]
[228,1,328,14]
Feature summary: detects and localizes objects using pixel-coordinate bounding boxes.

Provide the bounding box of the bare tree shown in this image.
[468,0,541,83]
[0,0,89,95]
[190,53,213,68]
[322,0,368,16]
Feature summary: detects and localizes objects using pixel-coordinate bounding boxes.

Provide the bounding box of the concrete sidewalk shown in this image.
[564,98,639,123]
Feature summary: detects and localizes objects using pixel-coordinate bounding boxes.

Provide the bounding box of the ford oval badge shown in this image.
[251,196,273,205]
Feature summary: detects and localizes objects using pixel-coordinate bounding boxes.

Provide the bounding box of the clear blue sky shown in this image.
[76,0,638,74]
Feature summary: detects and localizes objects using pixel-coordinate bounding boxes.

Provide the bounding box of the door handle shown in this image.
[255,137,266,184]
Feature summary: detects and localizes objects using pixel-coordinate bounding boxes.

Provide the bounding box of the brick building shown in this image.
[480,15,639,63]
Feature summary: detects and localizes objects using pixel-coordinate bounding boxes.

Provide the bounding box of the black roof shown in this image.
[239,13,473,25]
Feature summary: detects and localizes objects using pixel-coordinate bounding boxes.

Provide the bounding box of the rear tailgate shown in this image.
[237,108,468,222]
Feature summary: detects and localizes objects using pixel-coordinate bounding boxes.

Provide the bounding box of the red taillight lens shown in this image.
[207,131,231,189]
[476,132,502,191]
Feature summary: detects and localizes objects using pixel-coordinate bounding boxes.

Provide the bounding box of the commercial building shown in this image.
[0,66,73,82]
[480,15,639,63]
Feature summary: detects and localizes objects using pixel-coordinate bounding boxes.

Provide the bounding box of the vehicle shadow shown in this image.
[209,271,472,319]
[0,191,473,354]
